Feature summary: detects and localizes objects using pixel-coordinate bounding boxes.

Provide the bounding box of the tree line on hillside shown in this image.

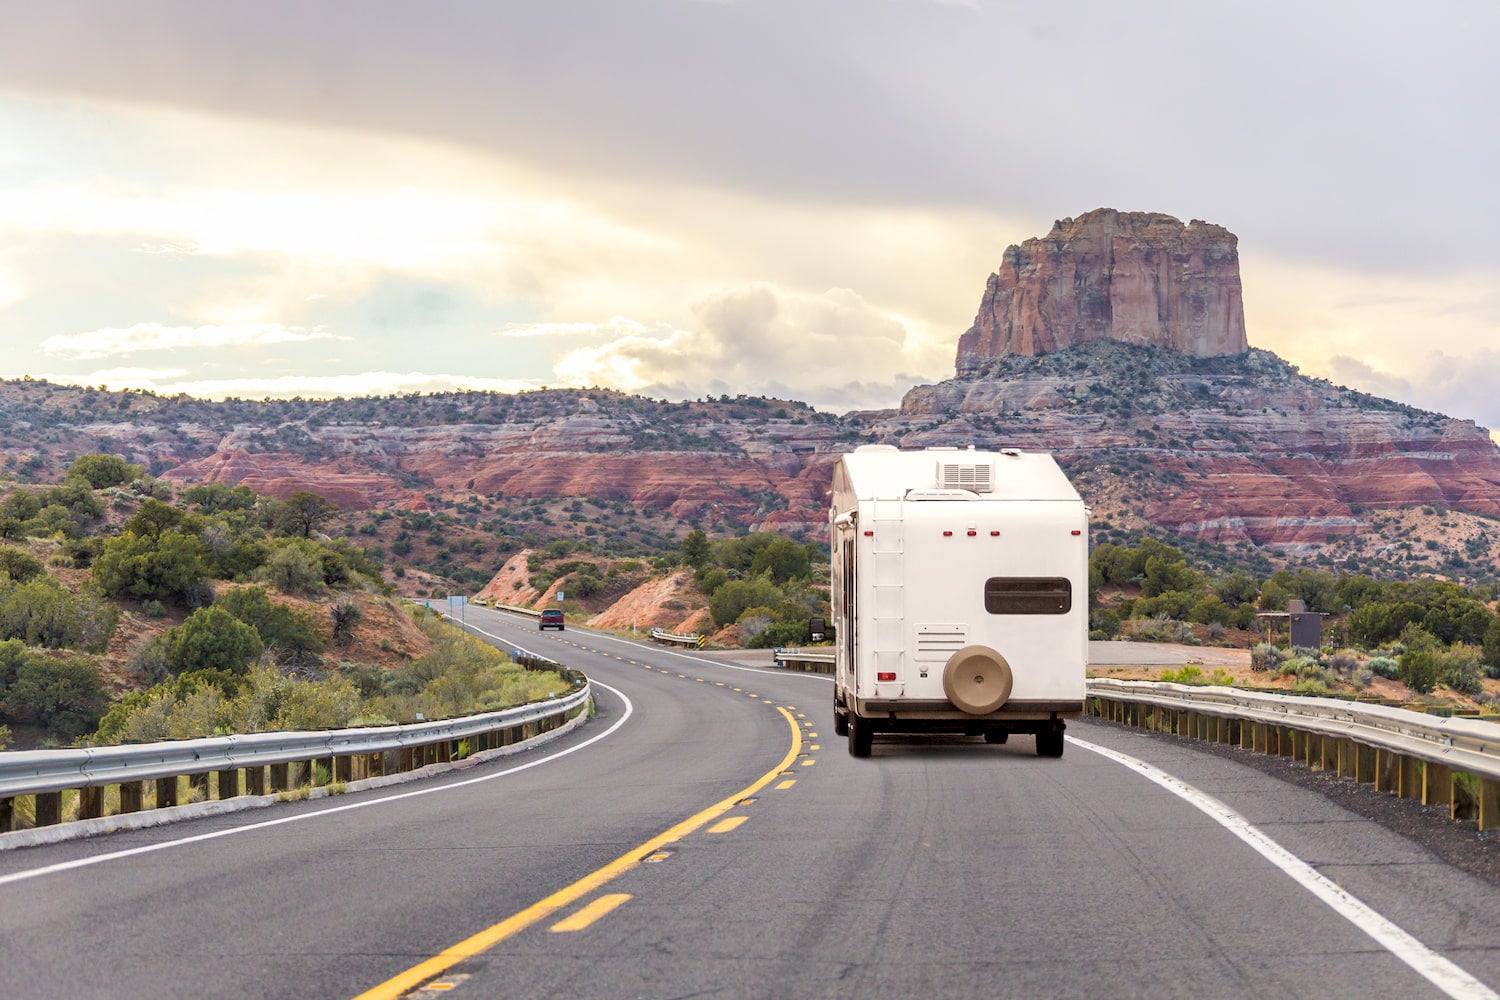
[1092,537,1500,700]
[679,529,828,647]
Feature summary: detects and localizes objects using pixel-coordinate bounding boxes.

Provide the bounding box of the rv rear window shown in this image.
[984,577,1071,615]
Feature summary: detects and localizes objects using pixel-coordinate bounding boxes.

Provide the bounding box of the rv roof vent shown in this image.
[936,461,994,494]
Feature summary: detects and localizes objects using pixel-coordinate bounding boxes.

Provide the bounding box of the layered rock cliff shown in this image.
[955,209,1247,371]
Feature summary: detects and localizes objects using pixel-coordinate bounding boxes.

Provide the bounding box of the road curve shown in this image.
[1,607,1497,999]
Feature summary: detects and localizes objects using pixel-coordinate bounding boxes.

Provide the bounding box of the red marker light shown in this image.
[990,530,1000,536]
[864,530,874,536]
[943,530,953,537]
[966,530,977,536]
[877,672,896,682]
[1071,529,1082,536]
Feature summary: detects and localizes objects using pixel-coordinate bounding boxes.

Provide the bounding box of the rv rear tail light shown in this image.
[877,672,896,682]
[943,530,953,537]
[864,530,874,536]
[990,530,1000,536]
[1071,529,1082,536]
[966,530,977,536]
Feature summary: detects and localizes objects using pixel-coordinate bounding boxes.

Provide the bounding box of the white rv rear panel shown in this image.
[830,446,1088,755]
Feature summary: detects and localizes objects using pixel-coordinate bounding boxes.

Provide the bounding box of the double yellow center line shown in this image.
[353,705,803,1000]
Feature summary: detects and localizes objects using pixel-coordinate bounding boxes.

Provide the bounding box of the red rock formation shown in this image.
[159,449,409,510]
[956,209,1247,371]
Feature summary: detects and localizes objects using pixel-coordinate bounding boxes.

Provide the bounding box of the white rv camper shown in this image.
[830,445,1088,757]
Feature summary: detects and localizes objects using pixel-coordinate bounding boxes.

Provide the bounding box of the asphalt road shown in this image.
[1,608,1497,999]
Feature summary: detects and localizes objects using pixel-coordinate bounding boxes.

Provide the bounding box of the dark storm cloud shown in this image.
[1,1,1494,273]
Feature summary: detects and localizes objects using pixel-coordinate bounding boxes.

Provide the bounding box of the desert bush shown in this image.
[7,654,109,741]
[1366,656,1400,679]
[93,529,209,606]
[217,585,326,668]
[709,577,785,628]
[262,541,325,596]
[0,547,46,583]
[0,578,118,651]
[1251,642,1285,671]
[166,606,264,677]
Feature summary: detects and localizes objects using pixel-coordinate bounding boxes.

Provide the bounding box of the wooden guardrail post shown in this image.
[35,791,62,827]
[190,772,211,802]
[79,785,104,820]
[1337,738,1354,778]
[155,777,178,809]
[1374,749,1394,793]
[1398,756,1419,800]
[1424,761,1453,808]
[119,780,143,813]
[218,768,241,800]
[1481,778,1499,832]
[245,766,267,796]
[0,795,12,832]
[269,763,289,792]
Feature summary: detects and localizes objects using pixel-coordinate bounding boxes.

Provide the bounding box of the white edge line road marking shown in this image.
[0,679,634,888]
[471,608,830,682]
[1070,735,1498,1000]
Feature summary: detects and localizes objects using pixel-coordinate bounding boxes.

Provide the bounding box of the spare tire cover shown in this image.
[942,644,1014,715]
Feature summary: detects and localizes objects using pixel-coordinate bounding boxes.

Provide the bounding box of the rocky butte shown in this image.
[901,209,1500,558]
[956,208,1247,369]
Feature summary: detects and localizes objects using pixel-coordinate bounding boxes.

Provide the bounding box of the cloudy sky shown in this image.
[0,1,1496,423]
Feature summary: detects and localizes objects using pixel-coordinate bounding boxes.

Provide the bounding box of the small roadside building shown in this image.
[1255,599,1325,649]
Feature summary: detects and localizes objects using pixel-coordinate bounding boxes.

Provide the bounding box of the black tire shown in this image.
[834,711,849,736]
[983,730,1008,745]
[848,713,872,758]
[1036,729,1064,758]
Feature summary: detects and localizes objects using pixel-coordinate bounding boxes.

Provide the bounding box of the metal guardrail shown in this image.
[492,602,542,618]
[774,648,834,671]
[1087,678,1500,830]
[0,684,590,833]
[650,627,705,649]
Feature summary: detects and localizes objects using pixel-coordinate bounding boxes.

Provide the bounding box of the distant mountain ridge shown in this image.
[3,209,1497,578]
[3,338,1498,572]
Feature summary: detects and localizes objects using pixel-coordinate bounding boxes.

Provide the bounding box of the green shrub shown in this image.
[93,529,209,605]
[1251,643,1285,671]
[1158,665,1205,685]
[7,654,109,740]
[166,606,264,677]
[1367,656,1399,679]
[0,547,46,583]
[709,577,784,628]
[217,585,326,668]
[0,578,118,651]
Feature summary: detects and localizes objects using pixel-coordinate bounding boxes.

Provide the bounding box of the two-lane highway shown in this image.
[3,607,1499,999]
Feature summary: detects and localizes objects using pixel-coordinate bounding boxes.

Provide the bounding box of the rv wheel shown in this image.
[1036,729,1064,758]
[848,714,872,757]
[834,710,849,736]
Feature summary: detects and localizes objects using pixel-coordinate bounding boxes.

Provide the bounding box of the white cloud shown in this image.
[40,322,344,359]
[0,263,22,309]
[553,283,952,410]
[497,317,650,339]
[1325,351,1500,432]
